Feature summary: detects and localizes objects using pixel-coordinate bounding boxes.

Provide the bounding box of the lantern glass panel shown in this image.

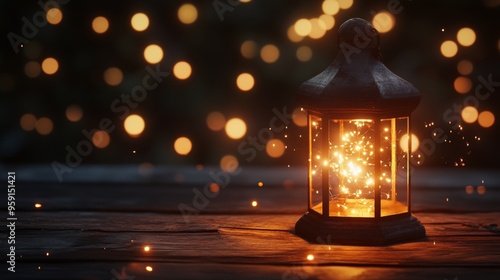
[380,117,409,216]
[328,119,376,217]
[309,115,323,214]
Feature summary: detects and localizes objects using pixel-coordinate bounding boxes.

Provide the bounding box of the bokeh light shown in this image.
[461,106,478,123]
[319,14,335,30]
[257,181,264,187]
[206,111,226,131]
[266,139,286,158]
[35,117,53,135]
[260,44,280,63]
[174,137,193,155]
[24,61,41,78]
[92,16,109,34]
[144,44,164,64]
[241,40,258,58]
[35,203,42,208]
[41,57,59,75]
[66,105,83,122]
[287,25,304,42]
[453,76,472,94]
[236,73,255,91]
[220,154,239,173]
[131,13,149,31]
[457,27,476,47]
[307,254,314,261]
[20,114,37,131]
[478,111,495,128]
[209,183,220,193]
[251,200,258,207]
[46,8,63,25]
[225,118,247,139]
[294,18,312,37]
[146,266,153,272]
[477,185,486,195]
[296,46,313,62]
[292,107,307,126]
[322,0,340,15]
[124,114,145,137]
[338,0,354,9]
[399,133,420,153]
[457,60,473,75]
[92,130,111,148]
[178,3,198,24]
[103,67,123,86]
[308,18,327,39]
[372,11,395,33]
[440,40,458,58]
[465,185,474,194]
[173,61,192,80]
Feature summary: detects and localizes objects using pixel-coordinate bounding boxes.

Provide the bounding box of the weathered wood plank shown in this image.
[6,262,500,280]
[4,212,499,268]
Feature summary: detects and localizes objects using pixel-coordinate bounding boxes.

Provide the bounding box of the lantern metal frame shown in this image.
[294,18,426,245]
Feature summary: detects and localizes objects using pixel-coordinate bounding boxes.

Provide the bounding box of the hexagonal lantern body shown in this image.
[294,18,426,245]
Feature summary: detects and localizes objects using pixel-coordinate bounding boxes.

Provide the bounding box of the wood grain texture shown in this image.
[1,166,499,279]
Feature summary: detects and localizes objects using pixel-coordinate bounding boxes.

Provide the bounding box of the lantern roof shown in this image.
[297,18,421,117]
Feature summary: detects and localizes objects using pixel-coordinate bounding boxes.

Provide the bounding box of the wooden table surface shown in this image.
[1,165,499,279]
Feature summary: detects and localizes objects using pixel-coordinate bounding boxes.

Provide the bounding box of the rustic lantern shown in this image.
[294,18,426,245]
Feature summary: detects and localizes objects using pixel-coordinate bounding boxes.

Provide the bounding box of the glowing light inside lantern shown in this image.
[310,117,409,217]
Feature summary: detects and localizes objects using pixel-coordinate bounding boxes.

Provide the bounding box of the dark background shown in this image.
[0,0,499,169]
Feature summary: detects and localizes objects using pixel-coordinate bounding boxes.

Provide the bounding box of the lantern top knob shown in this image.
[337,17,379,51]
[296,18,420,118]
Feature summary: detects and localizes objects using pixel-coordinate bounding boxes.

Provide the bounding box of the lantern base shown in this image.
[294,212,426,245]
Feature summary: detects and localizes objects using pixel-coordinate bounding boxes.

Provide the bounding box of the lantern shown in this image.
[294,18,426,245]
